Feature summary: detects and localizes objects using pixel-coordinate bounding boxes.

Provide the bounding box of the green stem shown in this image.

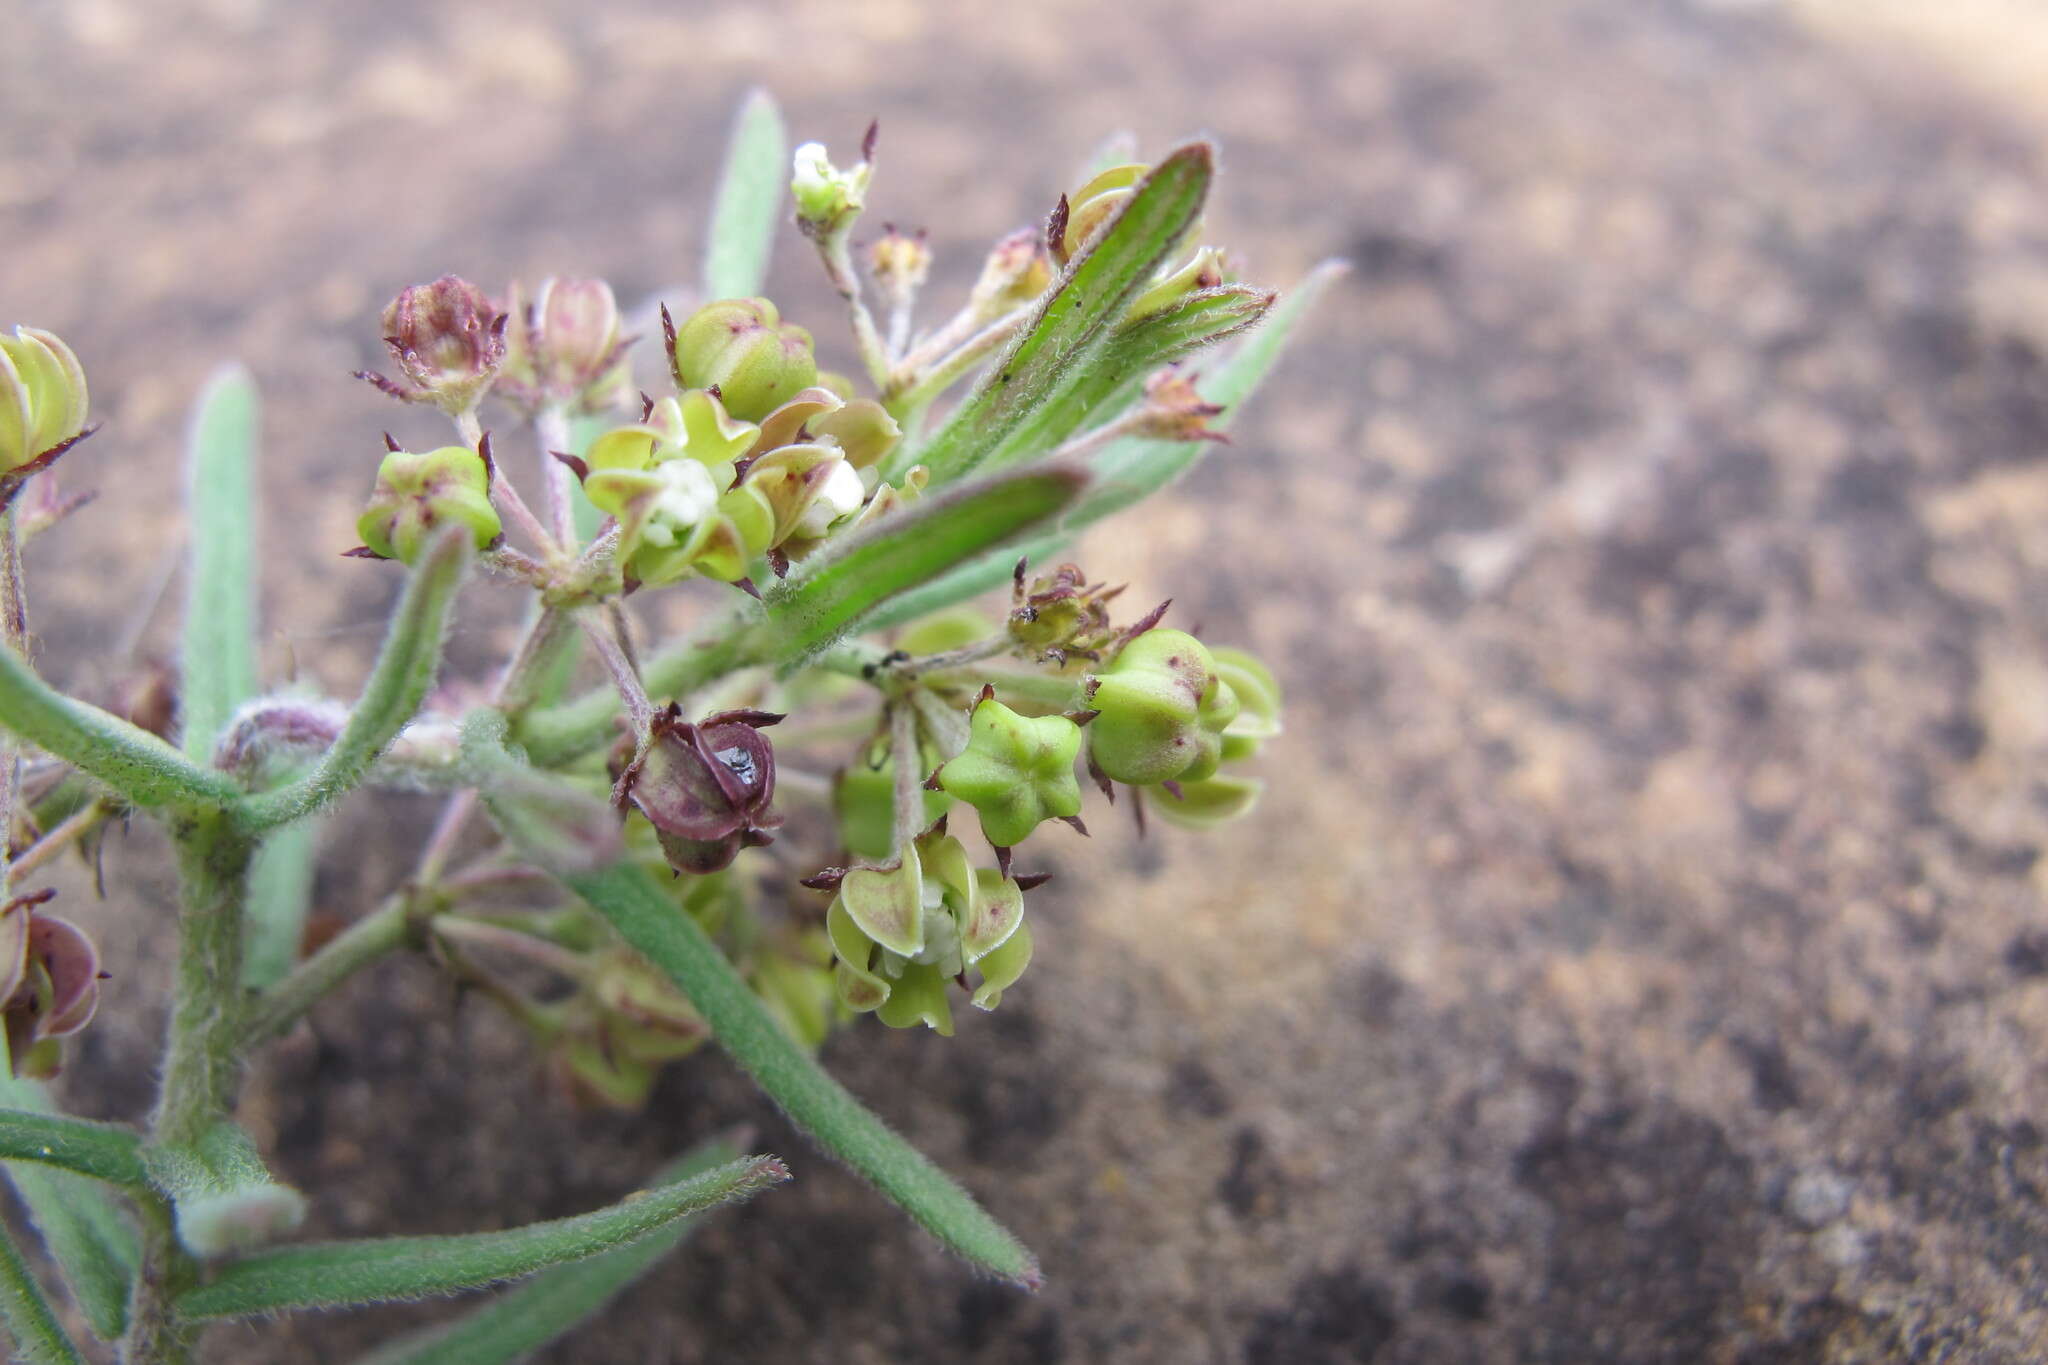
[241,895,415,1049]
[155,813,254,1149]
[513,610,758,767]
[121,1198,192,1365]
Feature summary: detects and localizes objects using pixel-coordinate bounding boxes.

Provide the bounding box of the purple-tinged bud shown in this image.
[968,228,1052,318]
[497,277,631,415]
[360,276,507,417]
[1130,366,1226,443]
[616,706,784,874]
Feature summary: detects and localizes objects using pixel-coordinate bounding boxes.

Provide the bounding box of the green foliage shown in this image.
[179,365,261,762]
[349,1135,747,1365]
[0,1107,146,1186]
[0,1079,136,1342]
[0,1219,85,1365]
[174,1154,787,1321]
[703,90,789,301]
[895,146,1214,486]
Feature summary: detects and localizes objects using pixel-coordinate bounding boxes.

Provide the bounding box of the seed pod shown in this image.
[367,276,507,416]
[1085,628,1240,786]
[936,695,1084,849]
[618,706,784,875]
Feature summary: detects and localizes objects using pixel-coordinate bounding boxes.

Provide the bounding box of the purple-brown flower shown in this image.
[357,275,508,417]
[615,706,785,875]
[0,890,103,1077]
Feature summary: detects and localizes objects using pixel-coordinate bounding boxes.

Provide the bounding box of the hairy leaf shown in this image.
[762,463,1087,669]
[179,365,262,761]
[0,1221,84,1365]
[900,145,1213,486]
[0,1107,146,1187]
[349,1136,746,1365]
[240,527,471,832]
[565,862,1041,1287]
[703,89,789,301]
[865,258,1346,630]
[0,1079,136,1341]
[173,1154,786,1321]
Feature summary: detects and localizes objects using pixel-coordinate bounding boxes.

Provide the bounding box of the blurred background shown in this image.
[10,0,2048,1360]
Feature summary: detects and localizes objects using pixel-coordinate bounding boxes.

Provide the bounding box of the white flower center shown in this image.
[796,459,866,539]
[639,459,719,547]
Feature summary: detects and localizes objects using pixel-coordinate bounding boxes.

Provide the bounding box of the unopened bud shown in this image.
[364,276,507,416]
[1132,366,1225,443]
[498,277,629,414]
[671,298,818,421]
[356,445,501,563]
[968,228,1052,318]
[792,138,871,238]
[0,327,89,472]
[1056,164,1147,266]
[869,225,931,307]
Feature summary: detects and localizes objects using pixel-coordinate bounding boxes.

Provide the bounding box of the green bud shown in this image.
[672,298,817,421]
[791,138,871,238]
[0,326,88,471]
[1085,629,1238,786]
[937,694,1083,848]
[356,444,501,563]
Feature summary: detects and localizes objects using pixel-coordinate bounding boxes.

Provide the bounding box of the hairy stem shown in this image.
[242,895,415,1048]
[534,406,578,550]
[817,230,893,391]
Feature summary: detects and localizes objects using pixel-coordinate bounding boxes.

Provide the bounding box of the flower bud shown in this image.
[968,228,1052,318]
[936,695,1084,849]
[1085,629,1240,786]
[356,445,501,564]
[364,276,507,416]
[869,225,932,309]
[1130,365,1225,443]
[1008,561,1119,662]
[617,706,783,875]
[791,138,871,238]
[497,277,630,415]
[1056,164,1147,266]
[671,298,818,422]
[0,327,88,472]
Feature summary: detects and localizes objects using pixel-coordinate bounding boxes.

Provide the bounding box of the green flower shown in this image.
[824,831,1033,1034]
[670,298,818,421]
[582,390,773,586]
[356,444,501,563]
[936,693,1083,848]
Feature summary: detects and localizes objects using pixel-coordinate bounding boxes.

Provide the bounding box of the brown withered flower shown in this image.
[356,275,508,417]
[1008,560,1125,665]
[614,706,785,875]
[0,890,104,1077]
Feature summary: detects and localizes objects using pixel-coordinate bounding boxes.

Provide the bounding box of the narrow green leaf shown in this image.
[0,647,240,810]
[179,365,261,761]
[0,1079,137,1341]
[0,1108,146,1187]
[565,862,1041,1287]
[243,816,321,989]
[865,259,1347,631]
[0,1221,85,1365]
[901,145,1213,487]
[1016,284,1272,452]
[240,527,471,832]
[703,89,789,301]
[349,1135,745,1365]
[762,463,1088,669]
[174,1154,786,1321]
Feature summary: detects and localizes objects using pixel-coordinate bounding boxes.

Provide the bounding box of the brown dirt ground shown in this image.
[10,0,2048,1361]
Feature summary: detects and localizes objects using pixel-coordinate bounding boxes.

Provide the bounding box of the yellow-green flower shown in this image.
[0,326,89,472]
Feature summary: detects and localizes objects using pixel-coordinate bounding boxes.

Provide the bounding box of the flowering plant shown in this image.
[0,91,1337,1363]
